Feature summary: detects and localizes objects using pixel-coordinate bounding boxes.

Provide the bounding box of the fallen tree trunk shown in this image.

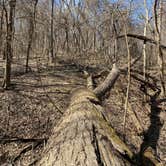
[37,58,163,166]
[36,60,139,166]
[37,88,133,166]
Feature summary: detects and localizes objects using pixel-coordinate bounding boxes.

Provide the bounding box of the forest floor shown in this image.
[0,56,165,165]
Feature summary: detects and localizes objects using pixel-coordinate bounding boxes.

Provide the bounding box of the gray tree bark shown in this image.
[2,0,16,89]
[37,88,133,166]
[25,0,38,73]
[37,59,145,166]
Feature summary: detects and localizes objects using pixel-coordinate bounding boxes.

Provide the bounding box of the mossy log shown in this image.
[37,88,133,166]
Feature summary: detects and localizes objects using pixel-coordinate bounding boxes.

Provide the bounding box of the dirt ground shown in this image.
[0,57,165,165]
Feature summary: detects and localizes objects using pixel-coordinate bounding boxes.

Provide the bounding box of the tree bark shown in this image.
[154,0,165,97]
[118,33,166,50]
[25,0,38,73]
[143,0,149,80]
[50,0,54,62]
[94,64,120,98]
[2,0,16,89]
[0,2,4,58]
[37,88,133,166]
[36,57,144,165]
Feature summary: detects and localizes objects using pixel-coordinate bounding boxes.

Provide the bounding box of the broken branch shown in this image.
[118,33,166,50]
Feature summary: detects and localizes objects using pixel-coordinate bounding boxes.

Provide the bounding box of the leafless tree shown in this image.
[2,0,16,89]
[25,0,38,72]
[154,0,165,97]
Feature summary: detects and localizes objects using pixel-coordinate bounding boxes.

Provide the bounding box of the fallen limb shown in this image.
[94,64,120,98]
[93,55,142,98]
[118,33,166,50]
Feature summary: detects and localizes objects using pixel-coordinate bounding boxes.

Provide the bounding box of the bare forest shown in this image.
[0,0,165,165]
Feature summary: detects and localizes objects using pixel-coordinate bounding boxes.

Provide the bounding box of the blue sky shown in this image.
[53,0,154,22]
[132,0,154,22]
[113,0,154,22]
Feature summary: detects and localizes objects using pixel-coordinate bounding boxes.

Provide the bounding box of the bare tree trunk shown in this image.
[122,19,131,137]
[143,0,149,80]
[93,31,96,52]
[50,0,54,62]
[0,1,4,58]
[2,0,16,89]
[25,0,38,73]
[142,0,149,102]
[154,0,165,97]
[25,15,33,72]
[65,26,69,52]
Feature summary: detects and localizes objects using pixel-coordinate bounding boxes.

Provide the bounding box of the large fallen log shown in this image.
[37,88,133,166]
[36,62,137,166]
[37,58,163,166]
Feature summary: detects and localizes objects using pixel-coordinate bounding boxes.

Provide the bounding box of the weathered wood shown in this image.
[93,56,142,98]
[84,70,94,90]
[37,59,146,165]
[37,88,133,166]
[94,64,120,98]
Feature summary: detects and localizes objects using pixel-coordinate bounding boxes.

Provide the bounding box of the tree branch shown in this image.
[118,33,166,50]
[93,63,120,98]
[93,55,142,98]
